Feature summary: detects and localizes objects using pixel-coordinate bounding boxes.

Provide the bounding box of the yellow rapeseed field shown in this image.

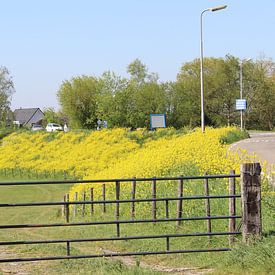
[0,128,139,178]
[0,126,259,201]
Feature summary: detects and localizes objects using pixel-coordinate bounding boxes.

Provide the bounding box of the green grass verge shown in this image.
[220,129,250,144]
[0,174,165,274]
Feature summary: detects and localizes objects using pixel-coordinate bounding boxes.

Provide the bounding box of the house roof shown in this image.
[14,108,44,125]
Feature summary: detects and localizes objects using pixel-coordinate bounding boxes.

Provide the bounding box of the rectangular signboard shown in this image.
[236,99,247,110]
[150,114,166,129]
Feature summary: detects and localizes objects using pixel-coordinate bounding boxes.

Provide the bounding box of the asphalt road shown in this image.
[231,132,275,168]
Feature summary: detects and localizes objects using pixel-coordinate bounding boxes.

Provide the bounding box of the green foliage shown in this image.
[212,237,275,274]
[245,59,275,130]
[56,57,275,131]
[127,58,148,84]
[57,76,101,129]
[43,107,66,126]
[220,129,250,144]
[0,127,13,140]
[170,60,201,128]
[125,127,187,145]
[0,66,15,125]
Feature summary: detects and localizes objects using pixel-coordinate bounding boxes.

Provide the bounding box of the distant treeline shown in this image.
[54,55,275,130]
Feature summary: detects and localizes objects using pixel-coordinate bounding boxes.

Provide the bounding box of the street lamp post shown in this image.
[200,5,227,133]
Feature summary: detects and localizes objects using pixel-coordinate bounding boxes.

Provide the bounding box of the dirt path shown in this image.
[101,249,213,274]
[0,246,213,275]
[0,247,32,275]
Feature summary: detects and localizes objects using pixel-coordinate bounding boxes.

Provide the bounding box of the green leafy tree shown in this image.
[124,59,163,128]
[204,55,240,126]
[57,76,101,129]
[131,82,166,128]
[56,56,275,130]
[175,56,241,128]
[43,107,65,126]
[127,59,159,84]
[245,58,275,130]
[0,66,15,127]
[111,83,136,128]
[172,59,202,128]
[96,71,128,127]
[127,59,148,85]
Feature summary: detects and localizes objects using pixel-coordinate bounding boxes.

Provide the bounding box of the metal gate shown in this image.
[0,173,242,263]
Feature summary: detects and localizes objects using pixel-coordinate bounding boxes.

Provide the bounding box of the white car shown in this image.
[46,123,63,132]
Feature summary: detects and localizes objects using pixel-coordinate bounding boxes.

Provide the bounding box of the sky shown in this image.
[1,0,274,111]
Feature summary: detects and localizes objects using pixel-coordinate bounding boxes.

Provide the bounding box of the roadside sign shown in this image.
[236,99,247,110]
[150,114,166,129]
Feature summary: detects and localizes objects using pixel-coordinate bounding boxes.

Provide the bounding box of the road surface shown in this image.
[231,132,275,165]
[231,132,275,183]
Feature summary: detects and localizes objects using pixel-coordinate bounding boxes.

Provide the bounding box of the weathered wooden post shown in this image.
[241,163,262,242]
[102,184,106,213]
[74,192,78,217]
[176,176,184,226]
[229,170,236,246]
[204,173,212,242]
[90,188,94,217]
[65,194,70,223]
[115,181,120,237]
[62,195,66,217]
[131,178,136,220]
[152,178,157,223]
[82,191,86,217]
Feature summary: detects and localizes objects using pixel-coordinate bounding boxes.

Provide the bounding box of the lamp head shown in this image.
[210,5,227,12]
[240,58,252,65]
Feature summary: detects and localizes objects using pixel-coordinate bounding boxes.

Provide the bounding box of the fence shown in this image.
[0,167,73,180]
[0,163,261,263]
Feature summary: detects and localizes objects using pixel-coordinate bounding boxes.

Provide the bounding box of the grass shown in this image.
[0,173,274,274]
[219,129,250,144]
[0,174,165,274]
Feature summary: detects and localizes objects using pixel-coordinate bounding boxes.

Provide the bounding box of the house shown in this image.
[13,108,44,127]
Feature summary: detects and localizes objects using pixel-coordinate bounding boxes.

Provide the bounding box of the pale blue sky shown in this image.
[1,0,274,110]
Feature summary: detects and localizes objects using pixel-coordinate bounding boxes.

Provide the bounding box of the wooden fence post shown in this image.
[82,191,86,217]
[152,178,157,223]
[204,173,212,242]
[229,170,236,246]
[241,163,262,243]
[65,194,70,223]
[176,176,184,226]
[64,171,67,180]
[62,195,66,217]
[131,178,136,220]
[115,181,120,237]
[90,188,94,217]
[102,184,106,213]
[74,192,78,217]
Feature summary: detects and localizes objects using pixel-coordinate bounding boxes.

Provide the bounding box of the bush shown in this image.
[220,129,250,144]
[0,128,14,140]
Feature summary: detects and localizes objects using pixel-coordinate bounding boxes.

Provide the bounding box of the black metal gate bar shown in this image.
[0,215,242,229]
[0,248,231,263]
[0,174,240,186]
[0,231,241,246]
[0,195,242,208]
